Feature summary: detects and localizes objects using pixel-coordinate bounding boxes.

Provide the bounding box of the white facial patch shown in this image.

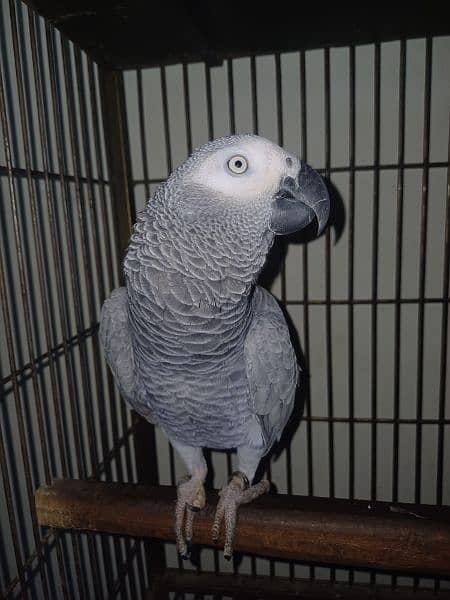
[187,137,299,204]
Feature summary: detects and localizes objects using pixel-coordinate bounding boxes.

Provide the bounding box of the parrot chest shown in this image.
[137,350,252,448]
[127,269,257,448]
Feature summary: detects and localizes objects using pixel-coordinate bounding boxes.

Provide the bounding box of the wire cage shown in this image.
[0,1,449,598]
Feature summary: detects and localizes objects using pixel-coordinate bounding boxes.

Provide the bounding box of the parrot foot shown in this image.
[211,471,270,559]
[175,475,206,559]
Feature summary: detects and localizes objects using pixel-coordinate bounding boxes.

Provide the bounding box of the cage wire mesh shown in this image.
[0,2,149,598]
[0,0,450,598]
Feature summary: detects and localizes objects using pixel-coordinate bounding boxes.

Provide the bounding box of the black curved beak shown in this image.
[270,161,330,236]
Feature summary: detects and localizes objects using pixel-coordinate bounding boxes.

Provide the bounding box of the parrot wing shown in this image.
[99,287,156,423]
[244,286,299,452]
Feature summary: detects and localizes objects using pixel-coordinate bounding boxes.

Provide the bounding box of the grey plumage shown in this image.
[244,286,298,451]
[99,287,155,425]
[100,133,329,557]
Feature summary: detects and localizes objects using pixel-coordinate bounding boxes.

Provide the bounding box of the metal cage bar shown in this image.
[0,2,144,597]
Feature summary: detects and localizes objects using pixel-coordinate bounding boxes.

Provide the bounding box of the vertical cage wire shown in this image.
[346,43,356,587]
[8,2,75,596]
[434,110,450,596]
[415,37,433,507]
[392,41,406,508]
[299,47,316,583]
[0,1,146,598]
[437,119,450,506]
[435,126,450,591]
[50,28,101,598]
[0,15,53,600]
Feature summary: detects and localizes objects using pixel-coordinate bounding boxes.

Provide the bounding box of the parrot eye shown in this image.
[227,155,248,174]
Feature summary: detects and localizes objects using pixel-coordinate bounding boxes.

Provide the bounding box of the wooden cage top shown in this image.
[25,0,450,70]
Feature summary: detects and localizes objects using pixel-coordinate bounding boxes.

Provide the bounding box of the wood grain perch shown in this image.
[35,479,450,576]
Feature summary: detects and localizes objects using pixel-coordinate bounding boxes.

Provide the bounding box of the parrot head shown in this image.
[129,134,331,303]
[164,134,330,239]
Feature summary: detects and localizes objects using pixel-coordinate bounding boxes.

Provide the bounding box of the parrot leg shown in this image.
[171,439,207,559]
[175,474,206,558]
[212,445,269,559]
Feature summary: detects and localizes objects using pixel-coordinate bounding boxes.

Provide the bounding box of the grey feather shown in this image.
[99,287,156,424]
[244,286,298,451]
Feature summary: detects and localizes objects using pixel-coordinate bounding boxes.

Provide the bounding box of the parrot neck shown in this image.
[125,195,275,309]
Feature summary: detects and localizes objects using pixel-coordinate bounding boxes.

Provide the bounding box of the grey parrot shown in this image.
[100,134,329,559]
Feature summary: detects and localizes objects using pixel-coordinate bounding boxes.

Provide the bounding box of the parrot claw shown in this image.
[211,472,270,559]
[180,538,193,560]
[175,475,205,559]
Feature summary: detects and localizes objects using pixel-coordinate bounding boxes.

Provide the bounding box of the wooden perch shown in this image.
[151,569,450,600]
[36,479,450,576]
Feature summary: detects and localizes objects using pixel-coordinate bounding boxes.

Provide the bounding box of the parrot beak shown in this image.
[270,161,330,236]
